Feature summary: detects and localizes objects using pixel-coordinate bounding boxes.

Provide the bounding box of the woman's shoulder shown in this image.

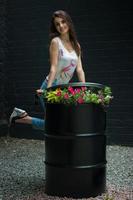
[49,37,59,50]
[50,37,59,45]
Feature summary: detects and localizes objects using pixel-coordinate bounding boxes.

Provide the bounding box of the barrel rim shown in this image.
[47,82,105,91]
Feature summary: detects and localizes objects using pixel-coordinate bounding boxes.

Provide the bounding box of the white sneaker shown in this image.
[9,107,27,125]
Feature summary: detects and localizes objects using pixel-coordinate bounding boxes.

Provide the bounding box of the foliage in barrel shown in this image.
[43,86,113,106]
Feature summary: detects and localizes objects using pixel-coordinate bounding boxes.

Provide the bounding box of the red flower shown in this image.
[68,86,75,95]
[56,89,62,96]
[77,97,84,104]
[64,93,69,99]
[81,86,87,91]
[75,88,81,93]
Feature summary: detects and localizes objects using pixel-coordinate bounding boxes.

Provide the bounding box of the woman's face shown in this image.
[54,17,69,35]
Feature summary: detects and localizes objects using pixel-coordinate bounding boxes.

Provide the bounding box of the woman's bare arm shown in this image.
[47,38,58,88]
[76,55,85,82]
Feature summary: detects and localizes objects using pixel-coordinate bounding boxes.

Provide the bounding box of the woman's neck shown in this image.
[60,34,70,43]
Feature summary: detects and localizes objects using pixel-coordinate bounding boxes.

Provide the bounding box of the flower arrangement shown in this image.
[43,86,113,107]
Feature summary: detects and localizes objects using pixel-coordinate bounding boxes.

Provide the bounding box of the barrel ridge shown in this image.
[44,161,107,169]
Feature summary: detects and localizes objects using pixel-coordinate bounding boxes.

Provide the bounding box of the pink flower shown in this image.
[75,88,81,93]
[68,87,75,95]
[81,86,87,91]
[77,97,84,104]
[64,93,69,99]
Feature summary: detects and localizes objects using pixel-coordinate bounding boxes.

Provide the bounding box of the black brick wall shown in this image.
[1,0,133,145]
[0,0,8,136]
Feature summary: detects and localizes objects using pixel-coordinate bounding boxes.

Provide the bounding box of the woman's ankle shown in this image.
[15,116,32,124]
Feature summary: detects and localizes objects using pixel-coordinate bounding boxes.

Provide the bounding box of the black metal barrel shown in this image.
[44,83,106,198]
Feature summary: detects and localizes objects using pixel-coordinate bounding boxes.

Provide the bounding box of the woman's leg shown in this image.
[10,79,56,131]
[11,110,45,131]
[15,114,32,125]
[30,80,47,130]
[10,80,47,130]
[32,117,44,130]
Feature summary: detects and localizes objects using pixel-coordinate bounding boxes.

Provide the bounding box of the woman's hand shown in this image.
[36,89,43,96]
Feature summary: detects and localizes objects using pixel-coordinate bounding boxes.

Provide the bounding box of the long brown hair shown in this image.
[49,10,81,56]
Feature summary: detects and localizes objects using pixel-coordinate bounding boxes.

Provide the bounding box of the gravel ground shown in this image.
[0,136,132,200]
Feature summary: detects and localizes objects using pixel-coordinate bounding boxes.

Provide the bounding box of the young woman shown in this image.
[10,10,85,130]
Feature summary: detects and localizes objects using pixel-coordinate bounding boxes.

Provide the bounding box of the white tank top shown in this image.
[46,37,79,85]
